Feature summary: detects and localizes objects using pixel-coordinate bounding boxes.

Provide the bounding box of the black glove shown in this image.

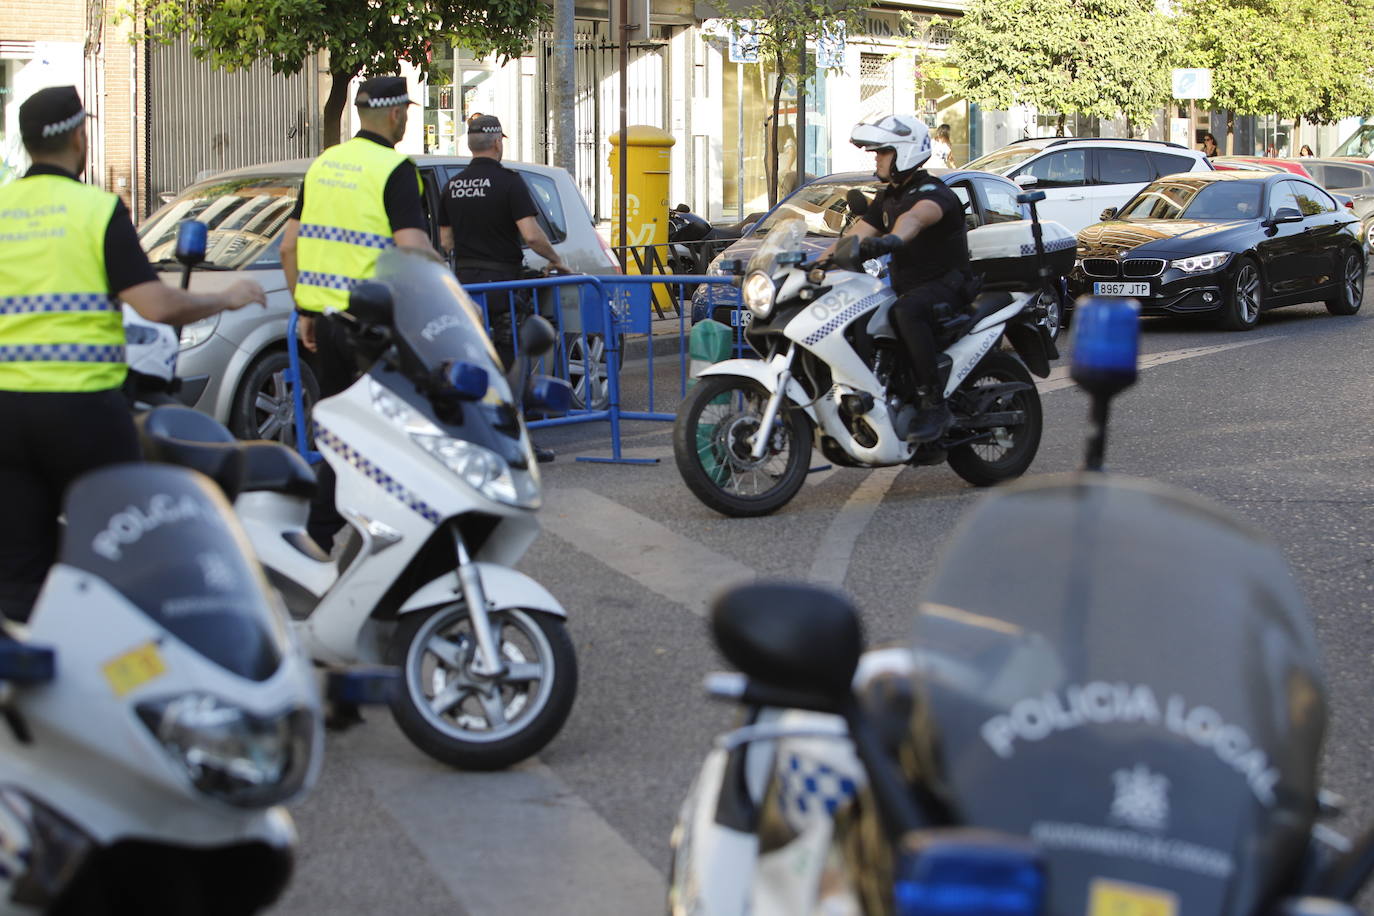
[858,233,903,261]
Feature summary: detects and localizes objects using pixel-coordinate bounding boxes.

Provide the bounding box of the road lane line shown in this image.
[807,467,903,587]
[1037,338,1272,394]
[540,487,756,616]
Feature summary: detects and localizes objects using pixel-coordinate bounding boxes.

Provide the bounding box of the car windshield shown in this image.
[964,145,1041,175]
[1332,124,1374,157]
[1118,180,1263,221]
[754,180,878,238]
[139,174,302,269]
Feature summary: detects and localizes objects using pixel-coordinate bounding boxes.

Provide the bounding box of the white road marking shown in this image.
[807,466,904,586]
[540,487,756,616]
[1037,338,1273,394]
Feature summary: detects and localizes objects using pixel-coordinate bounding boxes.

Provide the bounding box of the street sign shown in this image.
[1172,68,1213,100]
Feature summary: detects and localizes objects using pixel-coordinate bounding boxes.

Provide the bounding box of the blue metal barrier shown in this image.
[285,310,322,465]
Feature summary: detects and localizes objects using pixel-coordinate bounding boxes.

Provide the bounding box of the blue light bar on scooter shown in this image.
[1070,296,1139,394]
[446,360,490,400]
[175,220,208,264]
[0,641,55,684]
[526,375,573,416]
[893,835,1046,916]
[325,667,400,705]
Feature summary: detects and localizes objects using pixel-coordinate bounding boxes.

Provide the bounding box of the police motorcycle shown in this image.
[671,191,1075,518]
[669,302,1371,916]
[139,245,578,771]
[0,461,324,915]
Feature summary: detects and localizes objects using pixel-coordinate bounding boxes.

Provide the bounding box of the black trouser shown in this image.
[889,271,969,400]
[457,266,524,370]
[0,388,141,621]
[305,314,359,551]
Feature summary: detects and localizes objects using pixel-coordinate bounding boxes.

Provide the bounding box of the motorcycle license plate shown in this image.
[730,308,753,327]
[1087,879,1177,916]
[1092,281,1150,297]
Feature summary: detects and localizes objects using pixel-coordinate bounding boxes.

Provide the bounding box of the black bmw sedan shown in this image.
[1069,171,1365,329]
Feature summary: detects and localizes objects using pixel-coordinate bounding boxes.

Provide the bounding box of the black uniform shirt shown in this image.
[24,165,157,295]
[438,158,538,267]
[862,171,969,293]
[289,130,429,233]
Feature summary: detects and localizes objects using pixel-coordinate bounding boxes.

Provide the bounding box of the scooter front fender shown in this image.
[397,562,567,619]
[696,358,817,423]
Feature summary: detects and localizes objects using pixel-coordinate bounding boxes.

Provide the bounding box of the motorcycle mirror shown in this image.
[845,188,870,218]
[347,281,395,326]
[526,375,573,416]
[518,315,558,360]
[1100,206,1119,221]
[174,220,208,267]
[0,640,56,685]
[711,581,862,700]
[1070,296,1140,471]
[675,203,691,212]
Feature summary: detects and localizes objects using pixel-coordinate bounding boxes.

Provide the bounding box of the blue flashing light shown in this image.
[445,360,490,400]
[175,220,208,262]
[527,375,574,416]
[325,667,399,705]
[1071,296,1139,387]
[893,844,1046,916]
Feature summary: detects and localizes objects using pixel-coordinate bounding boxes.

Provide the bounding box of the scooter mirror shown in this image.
[711,581,862,699]
[347,281,395,326]
[526,375,573,416]
[518,315,558,359]
[174,220,208,267]
[845,188,870,218]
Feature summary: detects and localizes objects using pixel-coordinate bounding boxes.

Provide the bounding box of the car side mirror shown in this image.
[845,188,870,218]
[711,581,862,700]
[347,281,395,326]
[175,220,207,268]
[1268,207,1304,225]
[1100,206,1119,221]
[518,315,558,359]
[1013,174,1040,188]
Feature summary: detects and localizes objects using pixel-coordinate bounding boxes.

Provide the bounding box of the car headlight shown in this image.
[179,315,219,350]
[370,379,539,508]
[742,270,775,319]
[136,693,317,808]
[1170,251,1232,273]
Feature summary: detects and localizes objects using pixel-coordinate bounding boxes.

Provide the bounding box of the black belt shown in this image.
[455,258,523,274]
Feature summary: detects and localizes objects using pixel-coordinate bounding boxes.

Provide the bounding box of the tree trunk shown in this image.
[322,67,360,148]
[1055,113,1066,137]
[769,68,785,207]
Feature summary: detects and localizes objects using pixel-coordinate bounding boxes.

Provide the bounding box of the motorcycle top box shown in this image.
[967,220,1078,291]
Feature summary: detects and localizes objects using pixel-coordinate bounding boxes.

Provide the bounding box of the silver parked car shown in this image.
[137,156,619,443]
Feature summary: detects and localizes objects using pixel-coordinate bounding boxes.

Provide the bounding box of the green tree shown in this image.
[949,0,1176,135]
[123,0,548,146]
[717,0,865,206]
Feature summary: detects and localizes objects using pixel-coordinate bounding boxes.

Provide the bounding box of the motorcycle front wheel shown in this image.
[388,604,577,770]
[946,351,1043,487]
[673,374,813,517]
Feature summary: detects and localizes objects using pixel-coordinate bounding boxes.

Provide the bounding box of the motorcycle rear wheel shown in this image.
[673,374,813,517]
[946,351,1042,487]
[388,604,577,770]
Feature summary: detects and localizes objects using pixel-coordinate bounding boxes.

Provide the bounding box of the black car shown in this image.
[1069,172,1365,330]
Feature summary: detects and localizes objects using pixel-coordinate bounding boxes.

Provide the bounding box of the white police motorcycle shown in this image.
[140,247,577,771]
[673,198,1075,518]
[0,462,322,915]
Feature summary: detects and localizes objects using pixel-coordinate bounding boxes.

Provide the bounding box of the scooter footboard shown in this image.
[397,562,566,619]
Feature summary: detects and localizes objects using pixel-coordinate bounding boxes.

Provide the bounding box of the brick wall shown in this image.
[0,0,85,42]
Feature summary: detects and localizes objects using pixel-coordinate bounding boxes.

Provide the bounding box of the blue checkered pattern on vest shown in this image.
[315,426,441,524]
[0,343,125,363]
[0,293,117,316]
[298,271,364,292]
[299,224,395,250]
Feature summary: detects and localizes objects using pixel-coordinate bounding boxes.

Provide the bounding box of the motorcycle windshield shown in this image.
[58,464,291,682]
[745,217,807,277]
[908,473,1324,915]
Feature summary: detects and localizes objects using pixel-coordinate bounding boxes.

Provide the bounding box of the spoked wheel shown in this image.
[673,374,812,517]
[946,351,1043,487]
[1220,257,1262,330]
[230,350,319,447]
[1325,248,1365,316]
[563,333,609,410]
[388,604,577,770]
[1037,287,1064,342]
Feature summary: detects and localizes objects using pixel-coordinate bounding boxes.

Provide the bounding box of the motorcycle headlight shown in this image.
[370,380,539,509]
[136,693,317,808]
[742,270,776,319]
[179,315,219,350]
[1170,251,1232,273]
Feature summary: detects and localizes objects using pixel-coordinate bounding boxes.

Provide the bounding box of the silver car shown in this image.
[137,156,619,442]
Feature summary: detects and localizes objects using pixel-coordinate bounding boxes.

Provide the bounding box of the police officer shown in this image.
[0,86,266,620]
[439,114,567,463]
[279,74,438,550]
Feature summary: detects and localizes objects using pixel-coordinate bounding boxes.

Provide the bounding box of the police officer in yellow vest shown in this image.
[0,86,267,621]
[279,74,437,549]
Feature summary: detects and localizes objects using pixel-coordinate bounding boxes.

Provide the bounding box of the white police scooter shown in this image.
[140,246,577,771]
[0,461,323,915]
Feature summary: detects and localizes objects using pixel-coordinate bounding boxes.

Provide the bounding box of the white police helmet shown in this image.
[850,114,932,173]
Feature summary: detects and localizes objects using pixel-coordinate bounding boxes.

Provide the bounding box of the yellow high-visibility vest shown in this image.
[294,137,416,312]
[0,175,125,392]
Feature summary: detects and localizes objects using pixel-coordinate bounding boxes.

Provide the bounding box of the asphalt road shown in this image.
[276,281,1374,915]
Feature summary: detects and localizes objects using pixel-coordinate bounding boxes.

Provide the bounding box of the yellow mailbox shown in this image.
[609,125,676,276]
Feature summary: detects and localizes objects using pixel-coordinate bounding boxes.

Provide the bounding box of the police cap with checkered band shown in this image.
[355,76,416,109]
[19,86,89,144]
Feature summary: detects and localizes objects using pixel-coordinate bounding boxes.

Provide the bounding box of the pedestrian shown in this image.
[1199,133,1219,157]
[438,113,568,463]
[1298,144,1315,157]
[0,86,266,621]
[279,74,439,550]
[928,123,953,169]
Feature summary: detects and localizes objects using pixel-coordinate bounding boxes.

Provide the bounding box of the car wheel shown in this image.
[229,349,319,446]
[1325,248,1365,316]
[1035,287,1063,342]
[1219,256,1262,331]
[1365,218,1374,253]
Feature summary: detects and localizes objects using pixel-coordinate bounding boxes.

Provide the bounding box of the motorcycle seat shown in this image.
[139,406,318,500]
[967,291,1015,328]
